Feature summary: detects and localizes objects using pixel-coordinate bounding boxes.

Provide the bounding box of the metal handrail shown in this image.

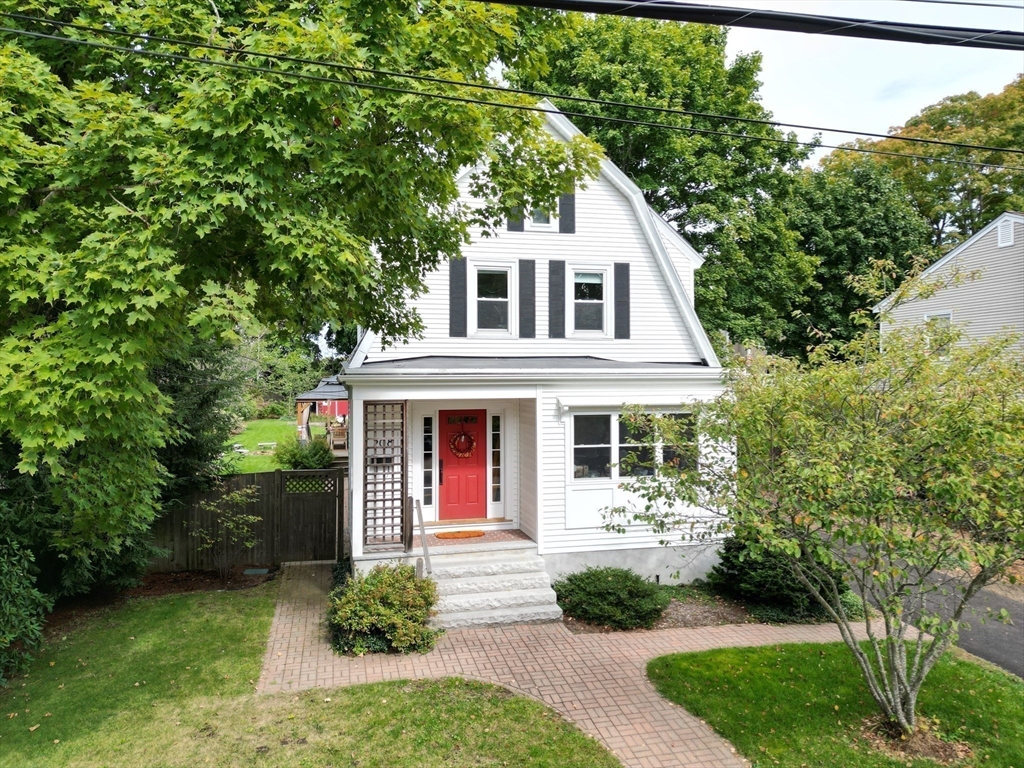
[415,499,432,576]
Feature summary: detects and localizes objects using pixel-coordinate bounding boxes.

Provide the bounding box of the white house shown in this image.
[875,211,1024,356]
[340,106,725,627]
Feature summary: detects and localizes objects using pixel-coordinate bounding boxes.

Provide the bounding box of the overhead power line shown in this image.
[894,0,1024,9]
[3,24,1023,172]
[5,12,1021,157]
[481,0,1024,50]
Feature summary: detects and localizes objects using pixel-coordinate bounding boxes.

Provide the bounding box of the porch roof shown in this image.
[295,377,348,402]
[344,355,709,378]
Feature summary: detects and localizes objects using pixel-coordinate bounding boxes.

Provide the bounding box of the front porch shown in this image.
[347,391,542,563]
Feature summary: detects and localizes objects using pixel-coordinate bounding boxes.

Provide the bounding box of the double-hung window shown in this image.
[471,262,516,335]
[572,415,613,479]
[573,271,605,333]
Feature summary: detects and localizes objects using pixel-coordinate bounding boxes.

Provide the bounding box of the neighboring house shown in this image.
[340,105,724,626]
[875,211,1024,356]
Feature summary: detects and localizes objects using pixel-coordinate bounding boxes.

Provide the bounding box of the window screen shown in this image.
[618,416,655,477]
[477,269,509,330]
[573,415,611,478]
[574,272,604,331]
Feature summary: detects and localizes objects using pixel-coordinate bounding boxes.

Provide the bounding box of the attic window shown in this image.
[997,218,1014,247]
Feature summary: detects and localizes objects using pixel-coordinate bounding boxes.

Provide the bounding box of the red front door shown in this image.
[439,409,487,520]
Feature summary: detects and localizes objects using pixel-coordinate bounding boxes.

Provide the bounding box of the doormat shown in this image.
[434,530,486,540]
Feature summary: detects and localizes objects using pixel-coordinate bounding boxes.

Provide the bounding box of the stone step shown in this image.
[435,586,558,614]
[431,603,563,630]
[433,571,552,596]
[429,554,547,580]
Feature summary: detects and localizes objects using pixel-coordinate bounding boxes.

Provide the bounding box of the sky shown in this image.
[712,0,1024,160]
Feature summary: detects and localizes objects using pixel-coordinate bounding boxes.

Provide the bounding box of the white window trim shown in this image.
[469,259,518,338]
[924,311,953,323]
[566,264,612,338]
[568,410,695,485]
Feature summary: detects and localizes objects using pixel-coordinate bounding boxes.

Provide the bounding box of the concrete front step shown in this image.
[436,586,559,614]
[432,603,564,630]
[427,548,562,629]
[433,571,552,596]
[429,554,547,580]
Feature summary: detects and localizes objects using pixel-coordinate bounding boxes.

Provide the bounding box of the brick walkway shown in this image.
[259,563,867,768]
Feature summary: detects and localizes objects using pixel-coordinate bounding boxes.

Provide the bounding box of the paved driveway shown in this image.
[259,564,877,768]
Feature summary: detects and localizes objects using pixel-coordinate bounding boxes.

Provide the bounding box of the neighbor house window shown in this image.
[925,313,952,357]
[477,269,509,330]
[491,414,502,502]
[573,272,604,332]
[531,208,551,225]
[422,416,434,506]
[573,415,612,479]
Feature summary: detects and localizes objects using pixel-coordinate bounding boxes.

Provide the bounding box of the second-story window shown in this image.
[477,269,509,330]
[574,271,604,332]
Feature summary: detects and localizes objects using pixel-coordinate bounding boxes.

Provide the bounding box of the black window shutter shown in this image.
[507,206,524,232]
[519,259,536,339]
[558,193,575,234]
[548,260,565,338]
[614,262,630,339]
[449,258,467,337]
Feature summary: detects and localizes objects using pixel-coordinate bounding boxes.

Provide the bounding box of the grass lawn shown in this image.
[1,583,619,767]
[225,419,297,473]
[648,642,1024,768]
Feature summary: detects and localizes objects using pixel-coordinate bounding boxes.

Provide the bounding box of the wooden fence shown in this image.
[149,468,347,572]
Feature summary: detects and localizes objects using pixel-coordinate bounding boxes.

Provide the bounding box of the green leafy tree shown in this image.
[856,75,1024,248]
[230,316,342,416]
[518,15,816,345]
[781,157,931,357]
[614,318,1024,735]
[0,1,600,594]
[152,330,242,501]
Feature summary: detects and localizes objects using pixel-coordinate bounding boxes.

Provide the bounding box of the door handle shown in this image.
[439,459,443,485]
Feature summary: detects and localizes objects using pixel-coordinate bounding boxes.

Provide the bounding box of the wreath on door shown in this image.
[449,430,476,458]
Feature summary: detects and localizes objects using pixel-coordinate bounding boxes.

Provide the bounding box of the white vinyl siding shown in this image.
[536,379,722,555]
[518,397,539,542]
[881,218,1024,358]
[365,172,700,363]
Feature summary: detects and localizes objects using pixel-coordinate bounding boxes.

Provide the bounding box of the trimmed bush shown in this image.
[327,564,440,655]
[1,542,53,684]
[553,566,670,630]
[707,536,853,622]
[275,437,334,469]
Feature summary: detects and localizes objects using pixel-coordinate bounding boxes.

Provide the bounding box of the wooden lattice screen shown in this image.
[363,401,407,548]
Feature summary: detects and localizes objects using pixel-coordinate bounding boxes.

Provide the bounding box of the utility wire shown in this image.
[479,0,1024,50]
[3,24,1023,171]
[894,0,1024,10]
[5,12,1021,157]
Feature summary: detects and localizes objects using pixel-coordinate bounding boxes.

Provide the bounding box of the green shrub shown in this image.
[707,536,853,622]
[275,437,334,469]
[1,542,54,684]
[553,566,670,630]
[327,564,440,655]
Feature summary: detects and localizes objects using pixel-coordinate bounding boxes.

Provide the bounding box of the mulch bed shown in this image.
[43,566,277,638]
[563,592,752,634]
[859,715,972,765]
